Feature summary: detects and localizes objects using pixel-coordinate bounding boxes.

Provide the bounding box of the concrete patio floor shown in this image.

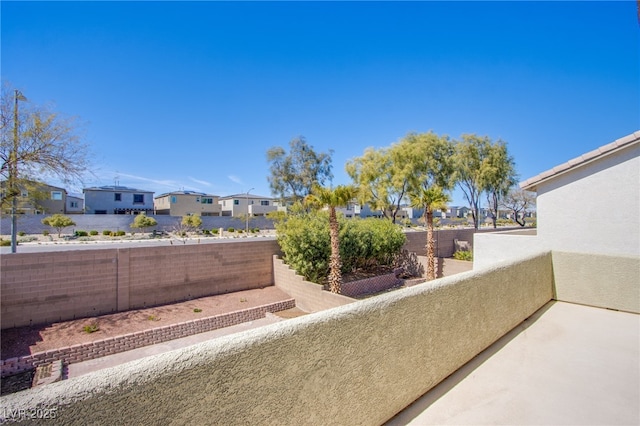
[386,301,640,425]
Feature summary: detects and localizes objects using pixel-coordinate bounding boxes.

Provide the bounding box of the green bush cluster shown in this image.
[102,230,112,236]
[18,231,26,237]
[276,212,406,283]
[89,230,99,236]
[0,239,11,247]
[75,230,89,237]
[227,227,235,233]
[453,250,473,261]
[211,228,219,234]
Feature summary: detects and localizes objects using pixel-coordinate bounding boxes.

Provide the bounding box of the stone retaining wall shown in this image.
[0,299,295,377]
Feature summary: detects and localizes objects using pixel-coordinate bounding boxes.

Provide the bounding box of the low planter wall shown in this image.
[0,299,295,378]
[273,256,353,313]
[340,269,404,298]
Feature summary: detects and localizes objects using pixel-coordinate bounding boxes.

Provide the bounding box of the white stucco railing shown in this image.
[1,252,553,425]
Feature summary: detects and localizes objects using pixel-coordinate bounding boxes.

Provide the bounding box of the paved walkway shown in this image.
[386,301,640,425]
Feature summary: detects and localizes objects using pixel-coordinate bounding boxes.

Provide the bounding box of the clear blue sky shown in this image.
[2,1,638,205]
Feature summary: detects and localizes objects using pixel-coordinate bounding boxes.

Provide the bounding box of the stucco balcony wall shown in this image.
[0,252,553,425]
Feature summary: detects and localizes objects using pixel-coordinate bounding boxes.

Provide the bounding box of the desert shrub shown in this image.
[116,230,126,236]
[42,230,50,236]
[75,230,88,237]
[211,228,219,234]
[102,230,112,236]
[453,250,473,261]
[252,228,260,233]
[276,212,406,283]
[131,213,157,233]
[17,231,26,236]
[41,214,76,237]
[202,229,210,235]
[237,229,244,234]
[227,227,235,233]
[0,239,11,246]
[181,215,202,229]
[89,230,99,236]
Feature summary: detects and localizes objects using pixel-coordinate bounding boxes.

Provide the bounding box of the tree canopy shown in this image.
[266,136,333,203]
[453,134,516,229]
[1,82,91,196]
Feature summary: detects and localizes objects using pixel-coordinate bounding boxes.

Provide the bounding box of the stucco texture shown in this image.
[552,251,640,313]
[1,253,553,425]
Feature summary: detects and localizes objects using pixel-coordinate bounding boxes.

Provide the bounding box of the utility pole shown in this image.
[10,90,27,253]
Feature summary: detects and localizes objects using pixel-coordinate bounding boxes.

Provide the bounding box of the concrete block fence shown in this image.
[0,299,295,378]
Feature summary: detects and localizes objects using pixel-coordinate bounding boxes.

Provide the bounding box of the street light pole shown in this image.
[10,90,27,253]
[245,188,254,233]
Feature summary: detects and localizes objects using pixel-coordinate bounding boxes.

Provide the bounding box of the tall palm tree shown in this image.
[305,184,357,294]
[410,185,451,281]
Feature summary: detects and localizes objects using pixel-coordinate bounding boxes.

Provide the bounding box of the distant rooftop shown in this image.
[83,185,153,193]
[219,193,273,199]
[521,131,640,191]
[155,190,218,199]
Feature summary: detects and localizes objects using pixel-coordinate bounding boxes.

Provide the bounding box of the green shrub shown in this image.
[211,228,219,234]
[17,231,26,237]
[89,230,99,236]
[453,250,473,261]
[75,230,88,237]
[252,228,260,233]
[0,239,11,246]
[102,230,112,236]
[276,212,406,284]
[83,323,99,333]
[237,229,244,234]
[116,231,126,236]
[227,227,235,233]
[42,230,50,236]
[202,229,210,235]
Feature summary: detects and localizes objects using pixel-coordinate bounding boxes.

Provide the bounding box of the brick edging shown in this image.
[1,299,295,378]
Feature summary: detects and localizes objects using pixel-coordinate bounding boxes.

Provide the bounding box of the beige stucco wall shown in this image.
[536,142,639,257]
[1,252,553,425]
[552,251,640,313]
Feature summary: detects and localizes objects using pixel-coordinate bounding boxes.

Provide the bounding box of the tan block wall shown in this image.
[273,256,353,312]
[552,251,640,313]
[404,228,514,258]
[1,240,281,329]
[1,250,119,328]
[1,252,553,425]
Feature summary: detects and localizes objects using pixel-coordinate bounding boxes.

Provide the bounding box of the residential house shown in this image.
[154,191,221,216]
[474,130,640,272]
[83,185,154,214]
[66,194,84,214]
[219,194,276,217]
[0,180,67,215]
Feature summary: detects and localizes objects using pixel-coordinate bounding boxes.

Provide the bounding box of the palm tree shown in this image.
[410,185,451,281]
[305,184,358,294]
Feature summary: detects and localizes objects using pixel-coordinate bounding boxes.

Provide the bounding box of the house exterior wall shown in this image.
[65,195,84,214]
[84,187,154,214]
[154,193,221,216]
[535,142,639,257]
[220,196,275,217]
[1,182,66,214]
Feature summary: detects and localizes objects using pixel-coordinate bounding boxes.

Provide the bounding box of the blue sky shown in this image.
[2,1,638,205]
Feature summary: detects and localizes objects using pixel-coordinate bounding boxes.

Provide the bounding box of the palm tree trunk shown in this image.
[426,207,436,281]
[328,207,342,293]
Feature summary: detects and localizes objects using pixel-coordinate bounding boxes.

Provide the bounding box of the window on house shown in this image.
[114,193,122,201]
[233,199,239,205]
[70,201,78,208]
[171,196,177,203]
[133,194,144,204]
[201,198,213,204]
[260,200,269,206]
[196,197,200,203]
[51,191,63,200]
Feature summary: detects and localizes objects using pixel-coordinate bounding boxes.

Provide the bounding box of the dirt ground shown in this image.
[0,286,298,360]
